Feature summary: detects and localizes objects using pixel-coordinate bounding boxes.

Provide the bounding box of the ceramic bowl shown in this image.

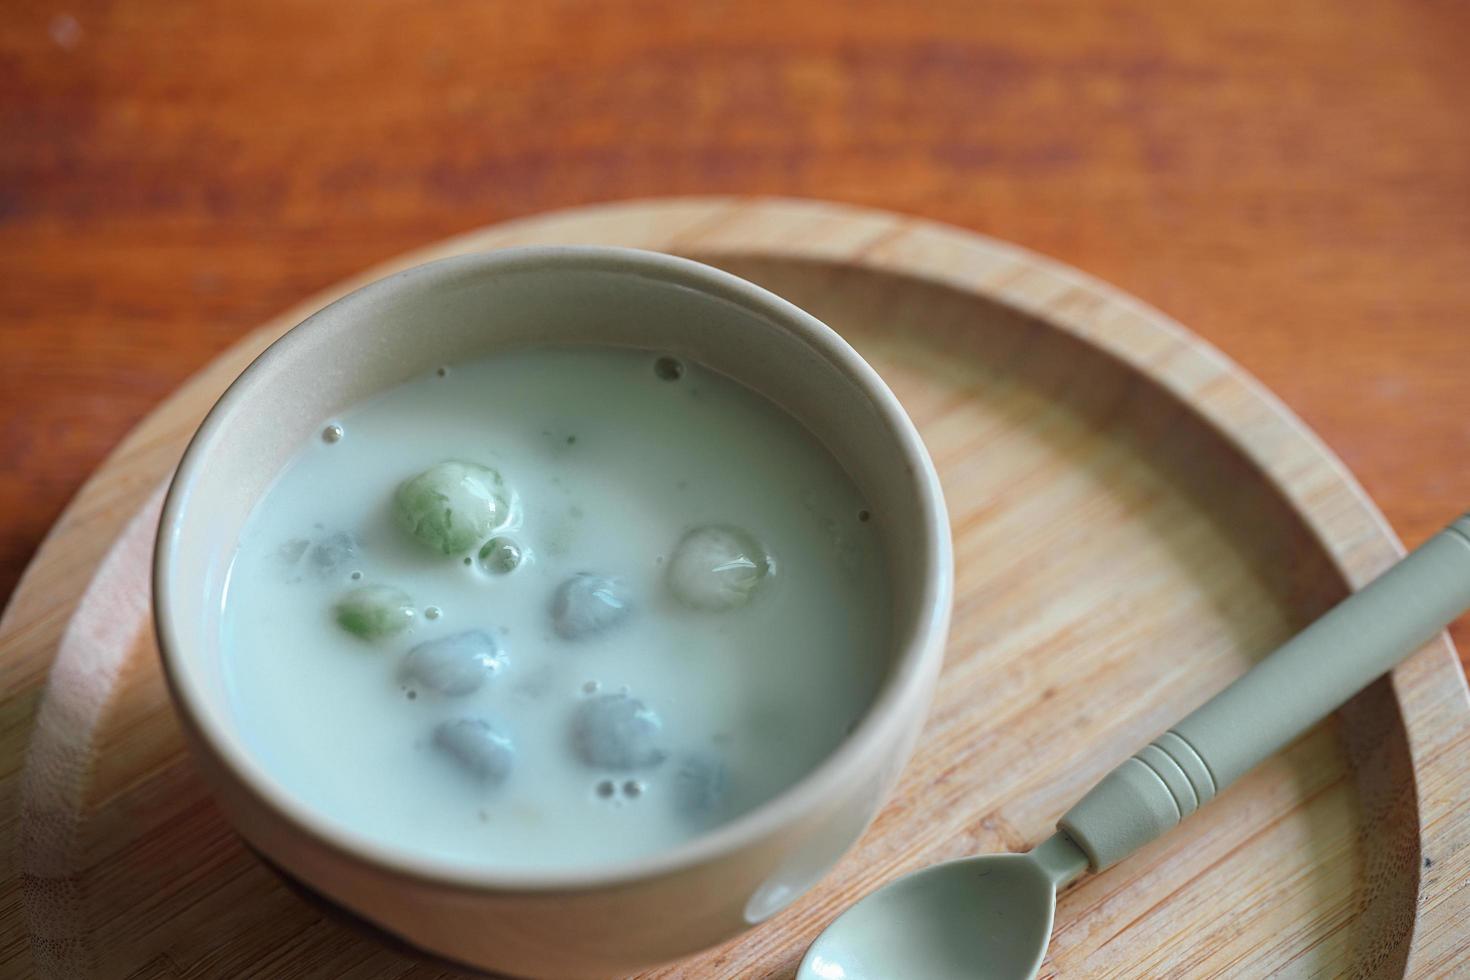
[153,246,952,979]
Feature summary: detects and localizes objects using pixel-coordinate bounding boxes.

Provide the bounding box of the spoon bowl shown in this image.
[798,834,1087,980]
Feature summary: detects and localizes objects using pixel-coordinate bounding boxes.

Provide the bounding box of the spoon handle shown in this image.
[1059,513,1470,871]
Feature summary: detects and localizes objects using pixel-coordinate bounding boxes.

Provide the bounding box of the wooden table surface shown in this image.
[3,0,1469,671]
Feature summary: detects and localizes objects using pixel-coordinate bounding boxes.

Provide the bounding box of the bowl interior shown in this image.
[156,246,946,879]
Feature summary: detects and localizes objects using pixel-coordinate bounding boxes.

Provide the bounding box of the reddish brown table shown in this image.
[4,0,1468,669]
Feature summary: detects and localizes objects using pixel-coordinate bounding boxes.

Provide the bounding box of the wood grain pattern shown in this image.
[0,199,1466,978]
[2,0,1469,676]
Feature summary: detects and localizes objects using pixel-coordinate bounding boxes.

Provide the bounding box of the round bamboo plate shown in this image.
[3,198,1468,979]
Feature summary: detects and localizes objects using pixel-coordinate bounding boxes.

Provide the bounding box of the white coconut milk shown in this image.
[221,346,890,870]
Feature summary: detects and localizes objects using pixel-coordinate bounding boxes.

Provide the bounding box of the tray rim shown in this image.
[3,195,1467,976]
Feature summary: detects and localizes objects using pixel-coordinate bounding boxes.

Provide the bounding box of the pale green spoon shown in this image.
[800,513,1470,980]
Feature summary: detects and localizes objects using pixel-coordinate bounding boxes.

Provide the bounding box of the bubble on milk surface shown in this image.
[593,777,646,805]
[478,536,524,575]
[654,356,684,381]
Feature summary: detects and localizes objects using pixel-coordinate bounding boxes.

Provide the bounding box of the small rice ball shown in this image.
[667,525,772,611]
[570,693,666,770]
[433,718,515,786]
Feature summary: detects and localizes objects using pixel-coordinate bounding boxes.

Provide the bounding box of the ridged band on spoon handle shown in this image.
[1060,513,1470,871]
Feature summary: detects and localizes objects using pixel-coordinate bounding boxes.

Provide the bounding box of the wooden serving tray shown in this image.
[3,198,1468,979]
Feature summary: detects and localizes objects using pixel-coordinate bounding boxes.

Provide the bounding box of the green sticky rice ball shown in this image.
[334,584,415,640]
[394,460,511,556]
